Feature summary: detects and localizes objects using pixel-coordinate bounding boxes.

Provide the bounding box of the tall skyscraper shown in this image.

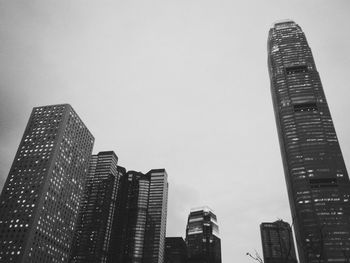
[260,220,297,263]
[113,169,168,263]
[69,151,125,263]
[185,207,221,263]
[268,20,350,263]
[0,104,94,263]
[143,169,169,263]
[165,237,188,263]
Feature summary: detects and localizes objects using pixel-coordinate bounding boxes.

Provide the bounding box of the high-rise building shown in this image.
[268,20,350,263]
[69,151,125,263]
[113,169,168,263]
[260,220,297,263]
[0,104,94,263]
[185,207,221,263]
[165,237,188,263]
[143,169,169,263]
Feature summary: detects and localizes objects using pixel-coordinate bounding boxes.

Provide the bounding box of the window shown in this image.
[293,102,318,112]
[285,65,308,75]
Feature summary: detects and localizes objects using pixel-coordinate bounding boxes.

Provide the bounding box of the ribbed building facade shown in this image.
[143,169,169,263]
[260,220,297,263]
[113,169,168,263]
[0,104,94,263]
[185,207,221,263]
[268,20,350,263]
[69,151,125,263]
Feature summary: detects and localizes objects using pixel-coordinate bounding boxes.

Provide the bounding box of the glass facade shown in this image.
[113,169,168,263]
[143,169,169,263]
[268,20,350,263]
[260,220,297,263]
[165,237,188,263]
[0,104,94,263]
[185,207,221,263]
[69,151,125,263]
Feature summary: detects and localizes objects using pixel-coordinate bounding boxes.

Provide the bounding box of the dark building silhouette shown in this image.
[186,207,221,263]
[260,220,297,263]
[165,237,187,263]
[0,104,94,263]
[268,20,350,263]
[113,169,168,263]
[69,151,125,263]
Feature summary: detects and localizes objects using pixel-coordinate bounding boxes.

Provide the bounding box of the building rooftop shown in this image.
[190,206,214,213]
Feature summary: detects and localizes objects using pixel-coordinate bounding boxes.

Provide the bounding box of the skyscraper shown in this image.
[69,151,125,263]
[165,237,188,263]
[268,20,350,263]
[0,104,94,263]
[113,169,168,263]
[185,207,221,263]
[260,220,297,263]
[143,169,169,263]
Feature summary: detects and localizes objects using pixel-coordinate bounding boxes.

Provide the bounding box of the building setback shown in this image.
[260,220,297,263]
[69,151,125,263]
[186,207,221,263]
[165,237,188,263]
[112,169,168,263]
[268,20,350,263]
[0,104,94,263]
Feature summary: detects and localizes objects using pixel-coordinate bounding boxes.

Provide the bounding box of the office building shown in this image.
[113,169,168,263]
[260,220,297,263]
[143,169,169,263]
[186,207,221,263]
[0,104,94,263]
[69,151,125,263]
[268,20,350,263]
[165,237,187,263]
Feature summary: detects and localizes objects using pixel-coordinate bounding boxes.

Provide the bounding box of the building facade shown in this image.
[69,151,125,263]
[185,207,221,263]
[268,20,350,263]
[165,237,188,263]
[113,169,168,263]
[0,104,94,263]
[260,220,297,263]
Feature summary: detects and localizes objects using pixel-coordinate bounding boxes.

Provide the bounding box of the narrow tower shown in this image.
[69,151,125,263]
[113,169,168,263]
[0,104,94,263]
[186,207,221,263]
[268,20,350,263]
[260,220,297,263]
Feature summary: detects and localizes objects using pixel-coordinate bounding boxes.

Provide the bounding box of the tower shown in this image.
[0,104,94,263]
[268,20,350,263]
[69,151,125,263]
[113,169,168,263]
[185,207,221,263]
[260,220,297,263]
[143,169,169,263]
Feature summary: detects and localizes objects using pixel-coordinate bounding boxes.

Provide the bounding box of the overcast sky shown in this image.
[1,0,350,262]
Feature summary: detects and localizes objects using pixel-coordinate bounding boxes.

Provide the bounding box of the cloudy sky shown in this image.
[1,0,350,262]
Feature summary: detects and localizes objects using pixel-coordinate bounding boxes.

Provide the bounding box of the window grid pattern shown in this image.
[268,21,350,263]
[0,104,94,263]
[260,220,297,263]
[143,169,168,263]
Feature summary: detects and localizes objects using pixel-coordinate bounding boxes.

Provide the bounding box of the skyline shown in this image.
[1,1,350,262]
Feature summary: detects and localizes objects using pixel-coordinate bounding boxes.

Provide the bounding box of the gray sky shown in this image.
[1,0,350,262]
